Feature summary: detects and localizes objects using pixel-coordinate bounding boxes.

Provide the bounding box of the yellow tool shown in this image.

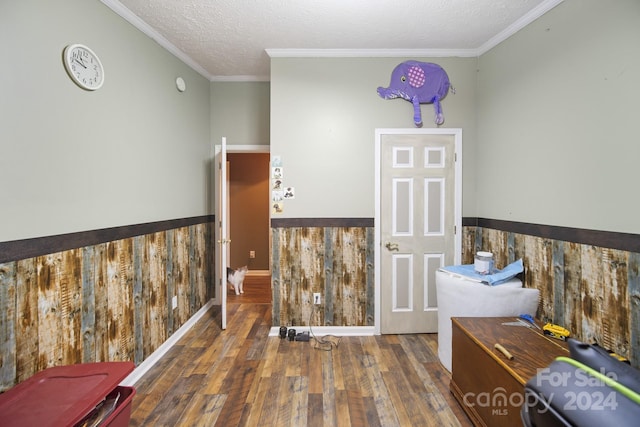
[542,323,570,340]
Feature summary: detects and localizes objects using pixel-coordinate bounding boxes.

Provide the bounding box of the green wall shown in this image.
[4,0,638,241]
[0,0,211,242]
[211,82,270,147]
[268,1,640,235]
[270,57,477,219]
[476,0,640,233]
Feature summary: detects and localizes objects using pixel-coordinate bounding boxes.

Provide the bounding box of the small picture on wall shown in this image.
[272,167,283,179]
[272,190,283,202]
[273,179,283,190]
[271,155,282,167]
[283,187,295,199]
[272,202,284,214]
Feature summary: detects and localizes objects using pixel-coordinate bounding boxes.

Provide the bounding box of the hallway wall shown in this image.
[228,153,270,271]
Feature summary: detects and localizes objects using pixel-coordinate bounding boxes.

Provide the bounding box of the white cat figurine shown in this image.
[227,266,248,295]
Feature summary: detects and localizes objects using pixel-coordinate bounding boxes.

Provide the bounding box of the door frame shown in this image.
[213,144,271,324]
[374,128,462,335]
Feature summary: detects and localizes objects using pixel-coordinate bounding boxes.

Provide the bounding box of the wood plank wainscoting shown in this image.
[270,217,640,369]
[463,218,640,369]
[1,215,638,423]
[0,216,215,391]
[271,218,375,329]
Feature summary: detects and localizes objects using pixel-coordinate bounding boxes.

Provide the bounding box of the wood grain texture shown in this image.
[192,223,210,310]
[145,232,168,357]
[563,241,583,345]
[0,262,16,390]
[0,223,213,392]
[3,212,637,399]
[451,317,569,427]
[461,226,476,265]
[130,294,472,427]
[36,253,63,369]
[172,227,190,332]
[629,253,640,367]
[600,247,629,352]
[15,259,37,383]
[272,226,374,328]
[471,226,639,368]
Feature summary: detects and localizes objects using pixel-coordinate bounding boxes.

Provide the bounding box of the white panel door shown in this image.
[377,129,461,334]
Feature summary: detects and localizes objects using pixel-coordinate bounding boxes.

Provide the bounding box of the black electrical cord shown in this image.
[309,303,341,351]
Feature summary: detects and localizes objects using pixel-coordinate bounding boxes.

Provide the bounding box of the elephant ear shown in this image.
[407,65,426,88]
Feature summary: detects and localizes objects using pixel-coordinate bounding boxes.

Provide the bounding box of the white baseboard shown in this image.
[119,301,375,387]
[119,299,216,387]
[268,325,376,337]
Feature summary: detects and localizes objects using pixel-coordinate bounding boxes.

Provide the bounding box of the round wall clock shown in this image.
[63,44,105,91]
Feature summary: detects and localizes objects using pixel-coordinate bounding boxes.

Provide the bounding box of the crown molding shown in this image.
[476,0,564,55]
[103,0,563,82]
[266,0,564,60]
[266,48,479,58]
[210,75,270,82]
[100,0,213,80]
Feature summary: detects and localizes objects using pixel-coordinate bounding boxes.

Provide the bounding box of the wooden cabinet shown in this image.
[450,317,569,427]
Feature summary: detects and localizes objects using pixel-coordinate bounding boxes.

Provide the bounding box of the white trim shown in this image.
[266,48,478,58]
[213,144,273,310]
[102,0,562,82]
[226,144,270,153]
[269,326,375,337]
[374,128,462,335]
[119,299,216,386]
[476,0,564,55]
[265,0,563,58]
[220,137,228,329]
[266,1,563,60]
[211,75,270,82]
[100,0,212,80]
[374,133,382,335]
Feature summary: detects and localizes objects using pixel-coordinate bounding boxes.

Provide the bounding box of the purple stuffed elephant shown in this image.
[377,61,452,127]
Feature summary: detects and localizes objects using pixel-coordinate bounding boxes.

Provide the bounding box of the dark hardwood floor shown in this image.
[226,274,273,304]
[129,275,472,426]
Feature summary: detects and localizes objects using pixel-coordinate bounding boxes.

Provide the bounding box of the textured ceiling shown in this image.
[104,0,562,81]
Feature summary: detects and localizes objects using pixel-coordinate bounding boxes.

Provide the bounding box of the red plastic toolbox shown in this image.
[0,361,135,427]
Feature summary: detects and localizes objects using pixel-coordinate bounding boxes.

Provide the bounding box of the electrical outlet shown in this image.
[313,293,321,305]
[172,295,177,309]
[249,250,255,259]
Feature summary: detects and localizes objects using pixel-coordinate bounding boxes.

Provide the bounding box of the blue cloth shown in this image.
[440,258,524,286]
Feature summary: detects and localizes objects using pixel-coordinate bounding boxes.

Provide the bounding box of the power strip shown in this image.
[295,331,310,342]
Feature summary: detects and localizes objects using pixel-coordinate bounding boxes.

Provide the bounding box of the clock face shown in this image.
[63,44,104,90]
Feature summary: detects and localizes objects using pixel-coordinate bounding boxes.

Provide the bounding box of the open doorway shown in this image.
[226,152,272,304]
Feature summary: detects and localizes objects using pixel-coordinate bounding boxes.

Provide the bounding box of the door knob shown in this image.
[385,242,399,251]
